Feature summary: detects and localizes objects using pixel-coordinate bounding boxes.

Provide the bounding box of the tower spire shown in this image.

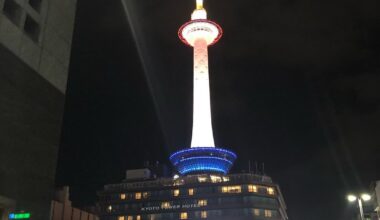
[196,0,203,9]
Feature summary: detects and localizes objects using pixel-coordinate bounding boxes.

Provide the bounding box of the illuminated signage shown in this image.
[141,204,201,211]
[9,213,31,219]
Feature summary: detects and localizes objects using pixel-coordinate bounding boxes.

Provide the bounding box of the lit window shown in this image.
[180,212,188,219]
[201,211,207,218]
[135,192,142,200]
[127,216,133,220]
[173,189,180,197]
[120,194,126,200]
[253,209,260,216]
[143,192,149,198]
[136,216,141,220]
[264,210,272,217]
[161,202,171,209]
[198,199,207,207]
[267,187,275,195]
[198,176,207,182]
[118,216,125,220]
[188,188,194,196]
[221,185,241,193]
[222,176,230,182]
[248,185,258,193]
[210,175,222,183]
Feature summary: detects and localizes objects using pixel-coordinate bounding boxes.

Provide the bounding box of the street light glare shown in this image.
[361,194,371,201]
[347,195,357,202]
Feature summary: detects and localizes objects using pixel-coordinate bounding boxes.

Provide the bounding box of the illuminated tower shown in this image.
[170,0,237,175]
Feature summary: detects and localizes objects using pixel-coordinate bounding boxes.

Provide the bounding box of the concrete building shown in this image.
[51,187,99,220]
[0,0,76,218]
[98,170,288,220]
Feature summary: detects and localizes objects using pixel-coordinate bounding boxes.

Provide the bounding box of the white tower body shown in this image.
[179,0,222,148]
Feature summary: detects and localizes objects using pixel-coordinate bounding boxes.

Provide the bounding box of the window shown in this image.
[180,212,188,219]
[248,185,258,193]
[221,185,242,193]
[264,210,272,217]
[161,202,171,209]
[198,176,207,182]
[107,205,112,212]
[127,216,133,220]
[188,188,194,196]
[118,217,125,220]
[253,209,260,216]
[2,0,22,25]
[24,15,40,42]
[201,211,207,218]
[120,194,126,200]
[267,187,275,195]
[136,216,141,220]
[210,175,222,183]
[173,189,180,197]
[135,192,142,200]
[29,0,42,12]
[198,199,207,207]
[143,192,149,198]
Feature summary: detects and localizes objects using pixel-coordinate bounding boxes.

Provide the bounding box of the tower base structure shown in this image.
[170,147,237,175]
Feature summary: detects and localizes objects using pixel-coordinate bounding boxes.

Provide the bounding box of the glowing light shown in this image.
[170,148,236,175]
[361,194,371,201]
[347,195,357,202]
[196,0,203,9]
[8,213,31,219]
[191,9,207,20]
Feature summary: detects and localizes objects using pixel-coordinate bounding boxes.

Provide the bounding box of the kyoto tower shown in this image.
[170,0,237,175]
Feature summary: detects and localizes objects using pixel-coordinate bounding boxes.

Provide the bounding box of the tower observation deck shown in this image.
[170,0,236,175]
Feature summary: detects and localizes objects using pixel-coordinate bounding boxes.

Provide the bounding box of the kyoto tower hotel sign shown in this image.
[170,0,237,175]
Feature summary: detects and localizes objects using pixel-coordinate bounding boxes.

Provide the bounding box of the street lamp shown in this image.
[347,193,372,220]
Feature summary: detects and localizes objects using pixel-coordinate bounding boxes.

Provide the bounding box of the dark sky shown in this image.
[56,0,380,220]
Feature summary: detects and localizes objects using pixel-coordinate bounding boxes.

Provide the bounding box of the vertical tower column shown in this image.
[191,38,215,147]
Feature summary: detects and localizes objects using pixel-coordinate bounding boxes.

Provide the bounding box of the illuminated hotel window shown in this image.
[264,210,272,217]
[143,192,149,198]
[180,212,188,219]
[198,199,207,207]
[107,205,112,212]
[210,175,222,183]
[248,185,258,193]
[120,194,126,200]
[221,185,242,193]
[267,187,275,195]
[201,211,207,218]
[188,188,194,196]
[127,216,133,220]
[136,216,141,220]
[161,202,171,209]
[135,192,142,200]
[253,209,260,216]
[118,216,125,220]
[198,176,207,182]
[173,189,180,197]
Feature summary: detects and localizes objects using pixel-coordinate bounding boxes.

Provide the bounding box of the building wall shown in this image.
[0,0,76,219]
[0,0,76,93]
[51,201,99,220]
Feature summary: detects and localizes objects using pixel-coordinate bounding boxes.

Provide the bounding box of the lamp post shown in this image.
[347,193,372,220]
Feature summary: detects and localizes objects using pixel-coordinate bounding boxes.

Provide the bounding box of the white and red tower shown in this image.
[170,0,236,175]
[179,0,222,148]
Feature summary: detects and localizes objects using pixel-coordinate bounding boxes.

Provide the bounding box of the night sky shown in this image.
[56,0,380,220]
